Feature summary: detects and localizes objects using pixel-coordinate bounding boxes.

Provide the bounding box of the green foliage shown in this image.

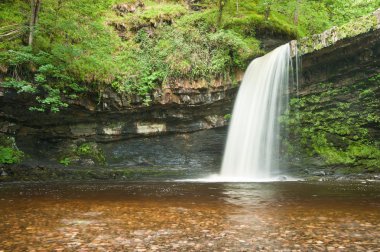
[1,0,379,112]
[120,3,187,30]
[224,113,232,120]
[0,48,87,112]
[0,146,24,164]
[0,136,24,164]
[59,157,71,167]
[253,0,379,37]
[77,143,92,155]
[1,79,37,94]
[299,12,378,54]
[80,142,105,162]
[0,0,28,50]
[58,142,106,166]
[76,142,106,164]
[31,87,69,113]
[152,26,262,81]
[109,6,263,98]
[217,1,299,37]
[322,0,380,27]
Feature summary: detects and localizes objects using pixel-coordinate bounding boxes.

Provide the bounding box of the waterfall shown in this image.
[220,44,291,181]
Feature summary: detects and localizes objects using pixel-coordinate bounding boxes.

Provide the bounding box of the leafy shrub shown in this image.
[77,143,92,155]
[0,146,24,164]
[59,157,71,167]
[76,142,106,164]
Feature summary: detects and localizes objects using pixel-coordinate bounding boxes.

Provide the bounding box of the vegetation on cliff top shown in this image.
[0,0,379,112]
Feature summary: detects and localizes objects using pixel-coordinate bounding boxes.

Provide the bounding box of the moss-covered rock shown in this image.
[282,74,380,173]
[0,164,188,182]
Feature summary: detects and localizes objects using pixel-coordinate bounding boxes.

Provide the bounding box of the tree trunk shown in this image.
[28,0,41,47]
[264,6,270,20]
[217,0,225,27]
[294,0,301,25]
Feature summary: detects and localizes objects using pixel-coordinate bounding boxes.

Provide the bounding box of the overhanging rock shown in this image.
[290,8,380,57]
[290,8,380,90]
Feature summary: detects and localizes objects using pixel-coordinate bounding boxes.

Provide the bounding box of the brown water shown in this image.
[0,181,379,251]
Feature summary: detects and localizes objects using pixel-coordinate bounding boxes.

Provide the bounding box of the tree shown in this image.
[28,0,41,47]
[217,0,227,27]
[294,0,301,25]
[262,0,273,21]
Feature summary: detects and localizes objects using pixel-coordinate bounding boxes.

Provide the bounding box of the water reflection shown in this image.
[0,181,379,251]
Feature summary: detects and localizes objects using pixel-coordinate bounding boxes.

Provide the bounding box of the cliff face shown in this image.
[0,78,238,142]
[284,10,380,173]
[0,71,239,170]
[0,10,379,173]
[297,10,380,89]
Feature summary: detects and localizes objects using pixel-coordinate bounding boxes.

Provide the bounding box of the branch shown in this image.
[0,24,21,30]
[0,29,23,38]
[3,32,24,41]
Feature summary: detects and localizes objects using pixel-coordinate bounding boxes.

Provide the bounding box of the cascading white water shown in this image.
[220,44,291,181]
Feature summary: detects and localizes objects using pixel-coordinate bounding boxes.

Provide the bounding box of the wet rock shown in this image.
[186,0,205,11]
[70,124,97,137]
[136,122,166,135]
[279,176,288,181]
[136,157,153,166]
[312,171,326,176]
[0,121,18,134]
[1,169,7,176]
[101,123,125,136]
[336,176,347,181]
[80,159,96,166]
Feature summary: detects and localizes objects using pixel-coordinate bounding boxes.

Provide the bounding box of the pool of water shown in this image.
[0,181,379,251]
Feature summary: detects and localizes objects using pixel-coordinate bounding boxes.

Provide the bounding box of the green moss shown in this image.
[338,14,378,39]
[0,164,188,181]
[283,74,380,172]
[221,10,297,38]
[128,3,187,28]
[299,13,378,55]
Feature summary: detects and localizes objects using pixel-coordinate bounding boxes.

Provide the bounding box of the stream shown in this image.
[0,181,379,251]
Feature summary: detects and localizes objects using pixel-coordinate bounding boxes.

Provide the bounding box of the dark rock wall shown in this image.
[284,28,380,173]
[0,77,236,169]
[13,127,227,180]
[298,29,380,92]
[0,79,238,142]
